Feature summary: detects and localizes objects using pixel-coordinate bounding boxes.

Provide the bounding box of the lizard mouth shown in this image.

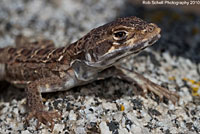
[148,34,161,46]
[130,34,161,53]
[89,34,161,67]
[107,34,160,65]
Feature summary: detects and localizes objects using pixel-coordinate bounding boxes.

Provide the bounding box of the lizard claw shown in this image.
[26,110,61,131]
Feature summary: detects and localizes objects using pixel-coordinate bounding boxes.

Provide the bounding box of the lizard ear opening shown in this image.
[113,30,127,41]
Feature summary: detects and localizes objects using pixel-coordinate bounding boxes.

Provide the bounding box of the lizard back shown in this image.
[0,45,74,82]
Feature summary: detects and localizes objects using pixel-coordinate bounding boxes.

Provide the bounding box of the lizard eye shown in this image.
[113,31,127,41]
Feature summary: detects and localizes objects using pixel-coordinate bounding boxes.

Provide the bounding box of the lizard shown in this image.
[0,16,179,130]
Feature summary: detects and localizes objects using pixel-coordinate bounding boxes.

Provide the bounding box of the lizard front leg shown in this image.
[98,66,179,104]
[25,76,62,130]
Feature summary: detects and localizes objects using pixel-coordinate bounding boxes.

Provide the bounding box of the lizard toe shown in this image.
[26,110,61,131]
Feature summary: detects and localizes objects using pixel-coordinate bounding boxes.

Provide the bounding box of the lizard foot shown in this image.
[133,79,179,104]
[26,110,61,131]
[116,67,179,104]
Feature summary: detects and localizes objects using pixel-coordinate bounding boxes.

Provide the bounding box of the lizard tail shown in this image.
[0,48,7,80]
[0,47,12,63]
[0,48,5,63]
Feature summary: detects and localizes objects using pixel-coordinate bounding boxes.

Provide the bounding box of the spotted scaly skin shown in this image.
[0,16,178,130]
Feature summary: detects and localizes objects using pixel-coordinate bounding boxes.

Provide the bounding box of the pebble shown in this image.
[69,110,77,121]
[21,130,31,134]
[75,127,86,134]
[99,121,112,134]
[118,126,129,134]
[54,124,65,132]
[102,101,117,111]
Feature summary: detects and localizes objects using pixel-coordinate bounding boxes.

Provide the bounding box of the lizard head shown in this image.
[83,16,161,67]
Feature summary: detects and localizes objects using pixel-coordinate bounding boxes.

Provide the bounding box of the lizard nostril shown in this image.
[147,24,155,33]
